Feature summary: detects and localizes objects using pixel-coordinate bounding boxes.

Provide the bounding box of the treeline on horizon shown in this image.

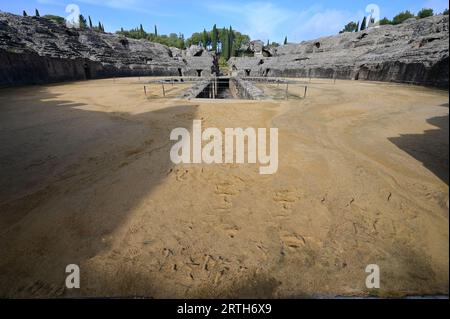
[116,25,253,60]
[19,6,450,54]
[22,9,105,32]
[340,7,449,33]
[20,9,254,59]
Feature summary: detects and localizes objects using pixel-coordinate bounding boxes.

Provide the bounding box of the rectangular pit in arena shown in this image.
[177,77,309,100]
[179,77,267,100]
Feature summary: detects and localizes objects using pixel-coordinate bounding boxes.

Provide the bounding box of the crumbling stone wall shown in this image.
[229,78,265,100]
[0,13,218,86]
[229,15,449,88]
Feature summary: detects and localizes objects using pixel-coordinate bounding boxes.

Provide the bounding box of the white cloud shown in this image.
[38,0,174,16]
[422,0,449,13]
[206,2,294,42]
[291,8,365,41]
[206,1,364,42]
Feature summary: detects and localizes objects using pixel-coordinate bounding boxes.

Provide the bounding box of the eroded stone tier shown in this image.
[229,15,449,88]
[0,13,217,85]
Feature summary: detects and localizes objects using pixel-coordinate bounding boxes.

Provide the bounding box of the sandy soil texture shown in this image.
[0,78,448,298]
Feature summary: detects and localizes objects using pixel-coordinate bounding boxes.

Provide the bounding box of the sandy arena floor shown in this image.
[0,78,448,298]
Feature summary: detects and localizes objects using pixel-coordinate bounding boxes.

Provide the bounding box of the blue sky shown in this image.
[1,0,448,42]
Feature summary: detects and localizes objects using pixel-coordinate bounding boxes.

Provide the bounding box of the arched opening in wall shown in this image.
[196,69,203,77]
[264,69,270,77]
[245,69,251,77]
[178,68,184,82]
[232,65,237,71]
[83,63,91,80]
[314,42,321,49]
[262,50,272,57]
[119,38,129,48]
[354,72,359,80]
[258,59,265,65]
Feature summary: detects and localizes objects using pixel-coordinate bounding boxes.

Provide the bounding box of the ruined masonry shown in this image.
[230,15,449,88]
[0,13,217,85]
[0,12,449,88]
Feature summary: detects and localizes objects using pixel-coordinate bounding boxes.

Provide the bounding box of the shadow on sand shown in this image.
[388,103,449,185]
[0,85,198,297]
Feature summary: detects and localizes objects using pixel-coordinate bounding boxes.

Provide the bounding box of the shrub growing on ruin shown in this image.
[417,8,434,19]
[392,11,415,25]
[43,15,65,24]
[379,17,392,25]
[339,21,358,33]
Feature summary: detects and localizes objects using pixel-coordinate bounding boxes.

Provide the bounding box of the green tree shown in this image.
[89,16,93,29]
[178,33,186,49]
[360,17,367,31]
[221,27,229,59]
[79,14,87,29]
[23,10,27,17]
[417,8,434,19]
[154,25,158,36]
[392,11,415,25]
[211,24,218,53]
[44,15,65,24]
[229,26,236,57]
[233,31,250,50]
[356,21,360,31]
[443,9,449,15]
[284,36,288,45]
[379,17,392,25]
[35,9,40,17]
[340,21,358,33]
[202,28,209,48]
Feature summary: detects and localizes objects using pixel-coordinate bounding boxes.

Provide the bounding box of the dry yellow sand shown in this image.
[0,78,448,298]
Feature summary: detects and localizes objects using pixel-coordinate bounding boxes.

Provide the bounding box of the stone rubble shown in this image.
[229,15,449,87]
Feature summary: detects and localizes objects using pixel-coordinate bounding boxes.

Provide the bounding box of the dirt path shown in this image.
[0,78,448,298]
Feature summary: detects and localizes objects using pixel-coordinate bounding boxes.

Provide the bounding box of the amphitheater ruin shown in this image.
[0,12,448,298]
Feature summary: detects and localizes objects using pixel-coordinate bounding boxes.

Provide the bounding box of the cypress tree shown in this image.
[360,16,367,31]
[356,21,360,32]
[35,9,40,17]
[89,16,93,29]
[23,10,28,17]
[212,24,218,53]
[154,25,158,36]
[221,27,229,59]
[284,36,288,45]
[202,28,208,48]
[229,26,236,57]
[79,14,87,29]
